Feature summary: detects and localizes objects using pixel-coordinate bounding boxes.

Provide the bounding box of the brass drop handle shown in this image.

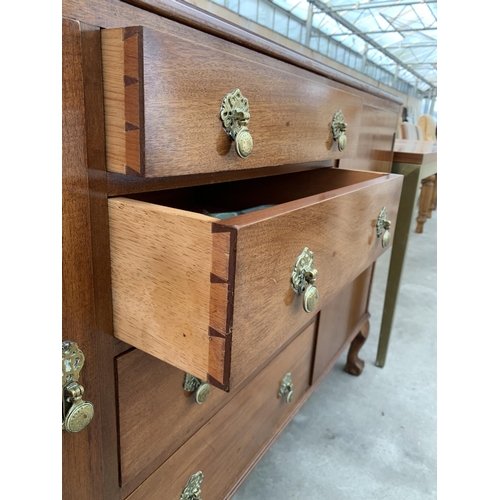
[291,247,319,313]
[180,471,204,500]
[376,207,392,248]
[220,89,253,159]
[62,341,95,433]
[332,109,348,151]
[279,373,294,404]
[184,373,211,404]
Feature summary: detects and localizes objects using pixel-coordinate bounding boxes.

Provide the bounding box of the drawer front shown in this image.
[116,349,231,490]
[124,319,316,500]
[101,26,363,178]
[223,173,401,388]
[116,317,316,494]
[108,168,403,390]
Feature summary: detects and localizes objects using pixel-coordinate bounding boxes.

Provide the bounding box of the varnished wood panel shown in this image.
[116,317,315,496]
[108,169,402,390]
[101,25,364,177]
[312,266,373,383]
[116,349,232,494]
[107,198,218,381]
[121,0,402,105]
[225,173,402,387]
[340,103,399,173]
[393,139,437,164]
[125,320,316,500]
[62,18,120,500]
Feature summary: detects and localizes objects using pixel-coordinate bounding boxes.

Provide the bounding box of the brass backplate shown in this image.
[62,341,94,433]
[220,89,253,158]
[332,109,348,152]
[180,471,204,500]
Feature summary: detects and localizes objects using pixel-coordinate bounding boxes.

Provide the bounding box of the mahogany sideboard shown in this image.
[62,1,404,498]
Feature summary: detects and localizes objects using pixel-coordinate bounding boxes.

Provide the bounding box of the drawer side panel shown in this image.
[108,198,215,379]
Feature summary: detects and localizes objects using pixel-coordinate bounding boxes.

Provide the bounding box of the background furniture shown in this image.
[376,139,437,368]
[62,1,403,498]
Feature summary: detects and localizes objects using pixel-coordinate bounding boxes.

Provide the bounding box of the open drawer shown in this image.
[108,168,402,390]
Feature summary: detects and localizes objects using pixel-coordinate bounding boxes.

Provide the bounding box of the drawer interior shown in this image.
[120,167,385,218]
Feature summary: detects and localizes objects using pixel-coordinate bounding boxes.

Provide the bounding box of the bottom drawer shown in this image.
[125,319,317,500]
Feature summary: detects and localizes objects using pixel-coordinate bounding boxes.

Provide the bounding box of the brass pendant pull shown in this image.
[376,207,392,248]
[220,89,253,158]
[180,471,204,500]
[183,373,211,404]
[279,373,294,403]
[62,341,94,433]
[332,110,348,151]
[291,247,319,313]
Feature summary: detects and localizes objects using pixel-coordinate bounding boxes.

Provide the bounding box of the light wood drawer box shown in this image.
[123,319,316,500]
[108,168,402,390]
[101,25,363,178]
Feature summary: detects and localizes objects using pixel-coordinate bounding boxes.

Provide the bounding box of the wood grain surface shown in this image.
[116,348,233,494]
[124,320,316,500]
[108,198,218,381]
[101,25,363,177]
[101,27,144,175]
[116,317,315,496]
[108,169,401,389]
[312,266,373,383]
[62,18,120,500]
[223,171,402,387]
[339,102,398,173]
[121,0,402,105]
[393,138,437,164]
[62,2,404,498]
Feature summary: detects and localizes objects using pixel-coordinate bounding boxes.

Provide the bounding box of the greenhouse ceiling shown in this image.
[296,0,437,94]
[211,0,437,97]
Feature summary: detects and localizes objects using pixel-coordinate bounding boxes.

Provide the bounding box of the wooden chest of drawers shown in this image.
[62,0,403,498]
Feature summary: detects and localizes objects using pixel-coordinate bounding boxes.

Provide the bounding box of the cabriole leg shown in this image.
[344,320,370,376]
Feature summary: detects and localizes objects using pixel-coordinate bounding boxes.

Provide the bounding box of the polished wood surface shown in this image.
[62,18,120,500]
[225,172,401,387]
[393,139,437,164]
[108,198,216,382]
[122,0,402,106]
[108,169,402,390]
[101,27,144,176]
[63,0,403,497]
[339,102,399,173]
[124,320,316,500]
[344,320,370,376]
[101,25,364,177]
[116,317,316,496]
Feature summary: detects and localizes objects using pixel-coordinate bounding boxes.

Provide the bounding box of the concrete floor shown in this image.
[233,212,437,499]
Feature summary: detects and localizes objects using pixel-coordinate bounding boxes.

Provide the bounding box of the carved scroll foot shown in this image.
[344,321,370,376]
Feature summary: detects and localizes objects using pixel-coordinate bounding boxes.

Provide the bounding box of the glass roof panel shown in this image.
[309,0,437,92]
[207,0,437,96]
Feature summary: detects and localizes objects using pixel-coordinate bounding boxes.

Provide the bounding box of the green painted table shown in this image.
[376,140,437,367]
